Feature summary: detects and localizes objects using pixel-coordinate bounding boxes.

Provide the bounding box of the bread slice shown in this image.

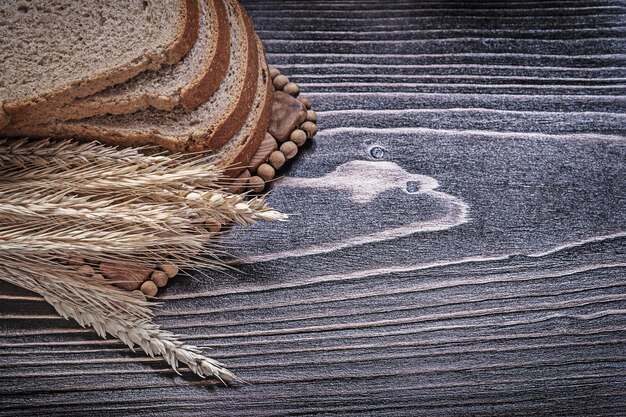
[214,35,273,176]
[0,0,199,126]
[7,0,229,128]
[3,0,258,154]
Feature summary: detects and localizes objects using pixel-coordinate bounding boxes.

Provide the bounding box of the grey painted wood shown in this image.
[1,1,625,416]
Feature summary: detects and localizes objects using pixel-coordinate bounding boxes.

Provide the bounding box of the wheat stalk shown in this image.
[0,138,286,382]
[0,258,240,383]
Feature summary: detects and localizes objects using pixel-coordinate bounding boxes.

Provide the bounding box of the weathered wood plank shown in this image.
[1,0,625,415]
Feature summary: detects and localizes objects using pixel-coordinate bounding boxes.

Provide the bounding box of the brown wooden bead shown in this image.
[283,82,300,97]
[151,270,169,288]
[269,66,280,79]
[257,163,275,181]
[77,264,94,276]
[301,121,318,138]
[297,109,307,125]
[290,129,307,147]
[248,176,265,193]
[280,141,298,159]
[204,218,221,233]
[268,150,286,169]
[306,110,317,123]
[140,280,158,297]
[159,262,179,278]
[299,97,311,109]
[272,74,289,90]
[101,261,152,291]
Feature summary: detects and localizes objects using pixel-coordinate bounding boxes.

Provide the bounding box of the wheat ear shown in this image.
[0,138,285,382]
[0,257,240,383]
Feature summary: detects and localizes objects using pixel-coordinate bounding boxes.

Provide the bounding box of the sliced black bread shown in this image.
[3,0,258,154]
[6,0,229,129]
[0,0,199,127]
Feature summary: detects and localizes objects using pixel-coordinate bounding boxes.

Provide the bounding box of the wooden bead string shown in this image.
[66,257,180,297]
[230,66,318,194]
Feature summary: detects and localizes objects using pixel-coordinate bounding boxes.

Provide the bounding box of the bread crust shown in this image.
[180,0,231,110]
[190,5,258,151]
[2,0,200,127]
[0,105,8,130]
[219,37,273,177]
[166,0,201,65]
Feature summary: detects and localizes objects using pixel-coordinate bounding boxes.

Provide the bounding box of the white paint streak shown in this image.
[235,229,626,270]
[315,127,626,143]
[253,5,623,14]
[252,0,621,6]
[300,82,626,89]
[237,157,625,264]
[280,160,441,203]
[16,267,626,318]
[295,74,626,83]
[317,108,626,118]
[304,91,626,100]
[237,215,626,269]
[267,52,626,60]
[274,63,626,72]
[258,26,626,36]
[164,262,626,301]
[235,161,470,263]
[529,232,626,258]
[264,37,623,44]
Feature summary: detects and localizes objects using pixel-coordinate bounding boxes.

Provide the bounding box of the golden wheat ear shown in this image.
[0,259,242,383]
[0,138,286,382]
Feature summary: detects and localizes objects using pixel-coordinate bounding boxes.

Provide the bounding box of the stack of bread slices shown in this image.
[0,0,307,180]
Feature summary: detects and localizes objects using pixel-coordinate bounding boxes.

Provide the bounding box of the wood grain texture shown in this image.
[1,0,625,416]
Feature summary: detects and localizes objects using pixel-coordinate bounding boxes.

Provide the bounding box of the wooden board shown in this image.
[1,0,625,415]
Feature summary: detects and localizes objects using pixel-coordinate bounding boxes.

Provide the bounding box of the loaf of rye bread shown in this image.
[6,0,230,128]
[0,0,199,129]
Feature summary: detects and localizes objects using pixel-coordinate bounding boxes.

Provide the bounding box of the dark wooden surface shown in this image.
[1,1,626,415]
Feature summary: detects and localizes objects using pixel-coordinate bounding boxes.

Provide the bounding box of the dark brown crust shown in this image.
[2,0,200,127]
[221,38,273,178]
[0,105,8,130]
[181,0,230,110]
[166,0,200,65]
[188,2,259,152]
